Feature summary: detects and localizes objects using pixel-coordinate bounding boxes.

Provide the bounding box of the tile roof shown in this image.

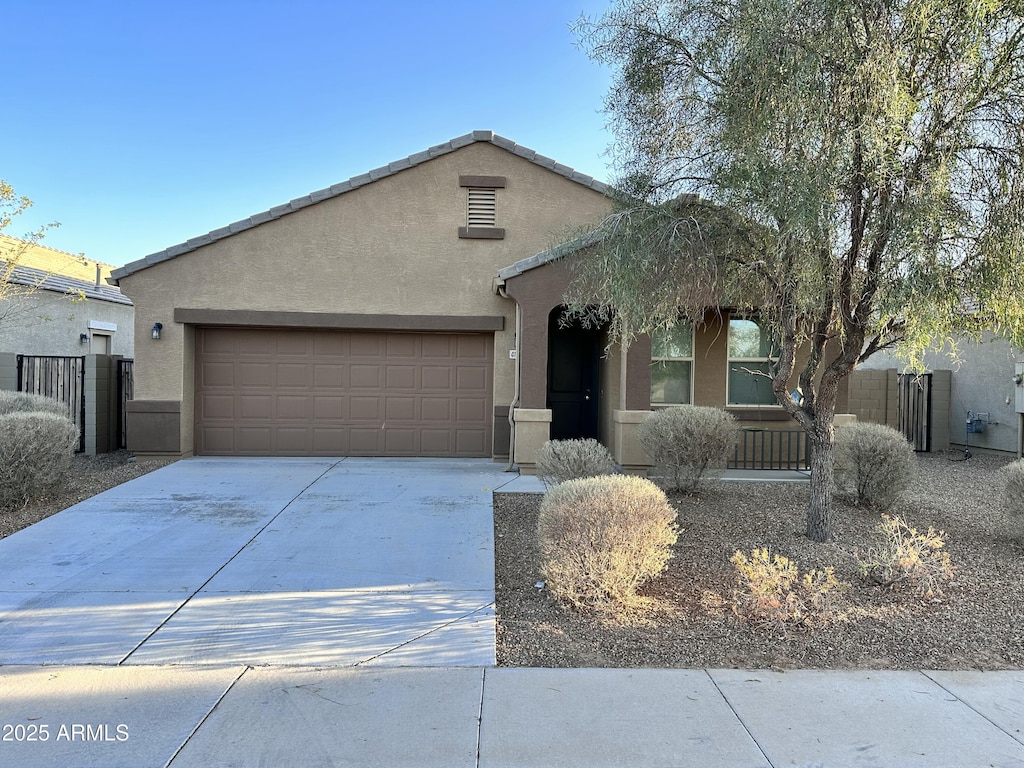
[495,232,603,283]
[5,263,134,306]
[110,130,612,282]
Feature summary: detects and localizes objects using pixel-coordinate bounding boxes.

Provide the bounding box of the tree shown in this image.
[0,180,67,331]
[569,0,1024,541]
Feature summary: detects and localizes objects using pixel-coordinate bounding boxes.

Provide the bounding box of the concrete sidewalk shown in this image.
[1,666,1022,767]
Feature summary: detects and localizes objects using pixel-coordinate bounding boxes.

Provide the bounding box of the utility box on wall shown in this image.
[1016,363,1024,414]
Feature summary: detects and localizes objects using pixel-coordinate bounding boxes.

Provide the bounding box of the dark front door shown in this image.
[547,312,601,441]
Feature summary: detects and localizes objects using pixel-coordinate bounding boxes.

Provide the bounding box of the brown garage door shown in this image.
[195,328,493,457]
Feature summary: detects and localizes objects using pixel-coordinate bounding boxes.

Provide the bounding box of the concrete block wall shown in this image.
[0,352,16,393]
[848,369,896,427]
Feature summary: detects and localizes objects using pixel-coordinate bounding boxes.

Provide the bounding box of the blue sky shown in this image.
[5,0,616,267]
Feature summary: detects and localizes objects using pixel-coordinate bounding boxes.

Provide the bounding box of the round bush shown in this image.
[535,438,615,488]
[637,406,737,492]
[1002,458,1024,517]
[0,391,68,417]
[538,475,678,610]
[834,422,915,510]
[0,411,80,507]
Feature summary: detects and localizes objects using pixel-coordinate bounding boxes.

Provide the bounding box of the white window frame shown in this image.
[650,321,694,406]
[726,316,781,407]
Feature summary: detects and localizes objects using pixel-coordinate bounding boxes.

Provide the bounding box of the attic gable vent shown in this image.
[458,175,506,240]
[467,188,497,227]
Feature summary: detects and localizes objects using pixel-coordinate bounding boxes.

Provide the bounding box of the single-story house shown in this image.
[110,131,852,469]
[1,235,133,357]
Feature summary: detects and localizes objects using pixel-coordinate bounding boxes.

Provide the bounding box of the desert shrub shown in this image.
[1002,459,1024,517]
[731,548,847,626]
[537,475,678,610]
[637,406,737,492]
[534,438,615,488]
[0,391,67,417]
[0,411,80,507]
[855,514,955,597]
[834,422,915,510]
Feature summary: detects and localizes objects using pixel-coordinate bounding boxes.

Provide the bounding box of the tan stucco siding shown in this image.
[118,141,612,453]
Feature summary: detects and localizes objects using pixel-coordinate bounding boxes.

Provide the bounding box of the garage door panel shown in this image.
[276,364,309,388]
[239,395,273,420]
[195,328,492,457]
[421,335,453,358]
[313,364,346,388]
[201,362,235,388]
[314,396,346,419]
[350,364,382,388]
[421,398,451,421]
[349,396,381,420]
[239,363,274,388]
[201,394,235,420]
[385,365,417,389]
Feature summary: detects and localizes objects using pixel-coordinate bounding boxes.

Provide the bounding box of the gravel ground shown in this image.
[494,452,1024,670]
[0,451,174,539]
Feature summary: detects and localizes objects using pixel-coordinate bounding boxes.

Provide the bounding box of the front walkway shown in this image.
[0,457,512,666]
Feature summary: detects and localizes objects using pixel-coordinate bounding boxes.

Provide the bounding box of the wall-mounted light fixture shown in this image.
[79,332,89,344]
[151,322,163,340]
[1013,372,1023,386]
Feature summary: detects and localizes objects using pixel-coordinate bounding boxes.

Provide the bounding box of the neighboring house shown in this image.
[110,131,852,468]
[0,235,134,357]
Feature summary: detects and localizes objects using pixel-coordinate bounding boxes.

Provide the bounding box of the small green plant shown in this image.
[0,391,68,417]
[637,406,737,492]
[834,422,915,510]
[856,514,955,597]
[1002,459,1024,517]
[538,475,678,611]
[731,548,846,626]
[0,411,80,507]
[535,438,615,488]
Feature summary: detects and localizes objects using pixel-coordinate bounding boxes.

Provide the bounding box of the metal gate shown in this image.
[898,373,932,452]
[117,358,134,449]
[16,355,86,452]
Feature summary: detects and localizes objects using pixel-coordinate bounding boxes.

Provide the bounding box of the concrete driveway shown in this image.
[0,458,514,666]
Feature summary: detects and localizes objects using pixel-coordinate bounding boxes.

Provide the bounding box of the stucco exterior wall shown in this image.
[117,141,612,455]
[0,291,134,357]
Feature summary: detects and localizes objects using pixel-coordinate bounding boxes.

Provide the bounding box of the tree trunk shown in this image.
[806,431,836,542]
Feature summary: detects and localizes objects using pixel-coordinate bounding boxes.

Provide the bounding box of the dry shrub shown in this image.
[0,412,80,507]
[1002,459,1024,517]
[834,422,915,510]
[637,406,737,492]
[731,548,847,627]
[855,514,955,597]
[535,438,615,488]
[538,475,678,611]
[0,391,68,417]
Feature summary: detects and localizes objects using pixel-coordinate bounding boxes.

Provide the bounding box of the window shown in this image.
[650,321,693,405]
[727,317,779,406]
[458,175,506,239]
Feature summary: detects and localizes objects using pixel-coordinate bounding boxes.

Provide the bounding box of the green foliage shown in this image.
[834,422,915,510]
[730,548,847,627]
[538,475,678,611]
[0,411,80,507]
[856,514,955,597]
[570,0,1024,542]
[535,438,616,488]
[637,406,737,492]
[1003,459,1024,517]
[0,391,68,418]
